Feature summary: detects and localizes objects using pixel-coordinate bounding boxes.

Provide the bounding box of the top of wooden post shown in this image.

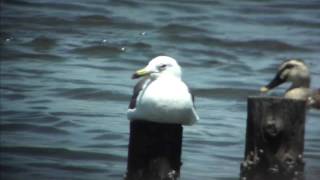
[247,96,307,107]
[248,96,306,102]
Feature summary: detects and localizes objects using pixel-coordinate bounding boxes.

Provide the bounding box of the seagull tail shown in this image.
[184,108,199,125]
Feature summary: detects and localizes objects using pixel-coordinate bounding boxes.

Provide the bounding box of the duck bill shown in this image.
[131,68,150,79]
[260,72,286,93]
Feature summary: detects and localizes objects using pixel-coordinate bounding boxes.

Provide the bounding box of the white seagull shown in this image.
[127,56,199,125]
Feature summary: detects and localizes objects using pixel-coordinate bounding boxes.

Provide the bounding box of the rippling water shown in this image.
[1,0,320,179]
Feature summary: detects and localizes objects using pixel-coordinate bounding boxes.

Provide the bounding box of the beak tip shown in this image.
[131,68,149,79]
[131,73,139,79]
[260,86,269,93]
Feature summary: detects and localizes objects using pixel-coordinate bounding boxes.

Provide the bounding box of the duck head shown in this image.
[260,59,310,93]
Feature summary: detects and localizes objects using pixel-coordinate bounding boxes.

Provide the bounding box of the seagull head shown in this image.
[260,59,310,93]
[132,56,182,79]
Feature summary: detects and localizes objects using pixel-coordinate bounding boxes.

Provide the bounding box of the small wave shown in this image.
[0,110,22,116]
[84,144,113,149]
[53,120,82,128]
[25,36,57,51]
[213,154,242,161]
[85,129,110,133]
[1,85,32,93]
[157,2,207,14]
[160,23,208,34]
[186,139,238,147]
[46,77,99,85]
[193,88,259,100]
[108,0,142,7]
[0,123,69,135]
[71,45,123,58]
[4,0,109,13]
[173,15,212,22]
[129,42,152,50]
[93,133,124,140]
[1,93,27,100]
[26,99,52,104]
[2,48,64,61]
[0,32,12,43]
[263,17,320,29]
[16,68,55,75]
[0,111,60,124]
[304,151,320,159]
[0,72,47,80]
[77,15,113,26]
[164,34,310,52]
[30,106,48,110]
[4,15,71,28]
[84,143,127,149]
[27,162,107,173]
[267,2,320,10]
[50,111,107,118]
[51,87,129,101]
[0,146,125,161]
[109,16,155,30]
[0,164,26,173]
[163,0,221,6]
[72,64,129,71]
[240,39,311,52]
[75,15,154,30]
[1,83,45,92]
[181,48,237,61]
[218,64,253,75]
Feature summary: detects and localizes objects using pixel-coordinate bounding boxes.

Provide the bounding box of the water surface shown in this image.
[1,0,320,179]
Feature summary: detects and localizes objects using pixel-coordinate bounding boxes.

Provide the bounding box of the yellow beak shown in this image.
[132,68,150,79]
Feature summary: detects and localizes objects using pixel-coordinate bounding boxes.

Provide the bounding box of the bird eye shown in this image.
[159,64,167,69]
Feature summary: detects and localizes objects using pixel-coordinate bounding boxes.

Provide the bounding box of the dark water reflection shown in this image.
[1,0,320,180]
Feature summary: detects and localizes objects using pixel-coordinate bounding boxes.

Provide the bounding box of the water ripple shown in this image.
[2,48,64,61]
[27,162,107,173]
[0,164,26,173]
[165,34,311,52]
[4,0,110,13]
[1,146,125,161]
[0,111,59,123]
[2,0,320,179]
[71,45,123,58]
[193,88,259,100]
[50,111,107,118]
[93,133,124,140]
[0,123,69,135]
[160,23,209,34]
[25,36,57,51]
[50,87,129,101]
[77,15,113,26]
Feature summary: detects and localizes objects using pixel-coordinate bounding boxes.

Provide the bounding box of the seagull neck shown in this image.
[158,74,181,80]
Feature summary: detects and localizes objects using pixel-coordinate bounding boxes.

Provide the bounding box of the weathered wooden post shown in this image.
[125,120,182,180]
[240,96,306,180]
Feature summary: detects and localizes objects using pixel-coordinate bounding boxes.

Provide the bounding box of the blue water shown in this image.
[1,0,320,179]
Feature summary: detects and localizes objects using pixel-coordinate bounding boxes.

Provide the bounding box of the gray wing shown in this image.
[129,78,149,109]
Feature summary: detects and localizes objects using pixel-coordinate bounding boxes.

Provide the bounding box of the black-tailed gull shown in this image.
[127,56,199,125]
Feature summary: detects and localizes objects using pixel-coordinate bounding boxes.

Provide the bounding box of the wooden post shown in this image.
[240,96,306,180]
[126,120,183,180]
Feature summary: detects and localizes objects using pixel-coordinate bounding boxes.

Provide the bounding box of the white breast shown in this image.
[141,77,192,108]
[285,87,310,100]
[134,76,196,124]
